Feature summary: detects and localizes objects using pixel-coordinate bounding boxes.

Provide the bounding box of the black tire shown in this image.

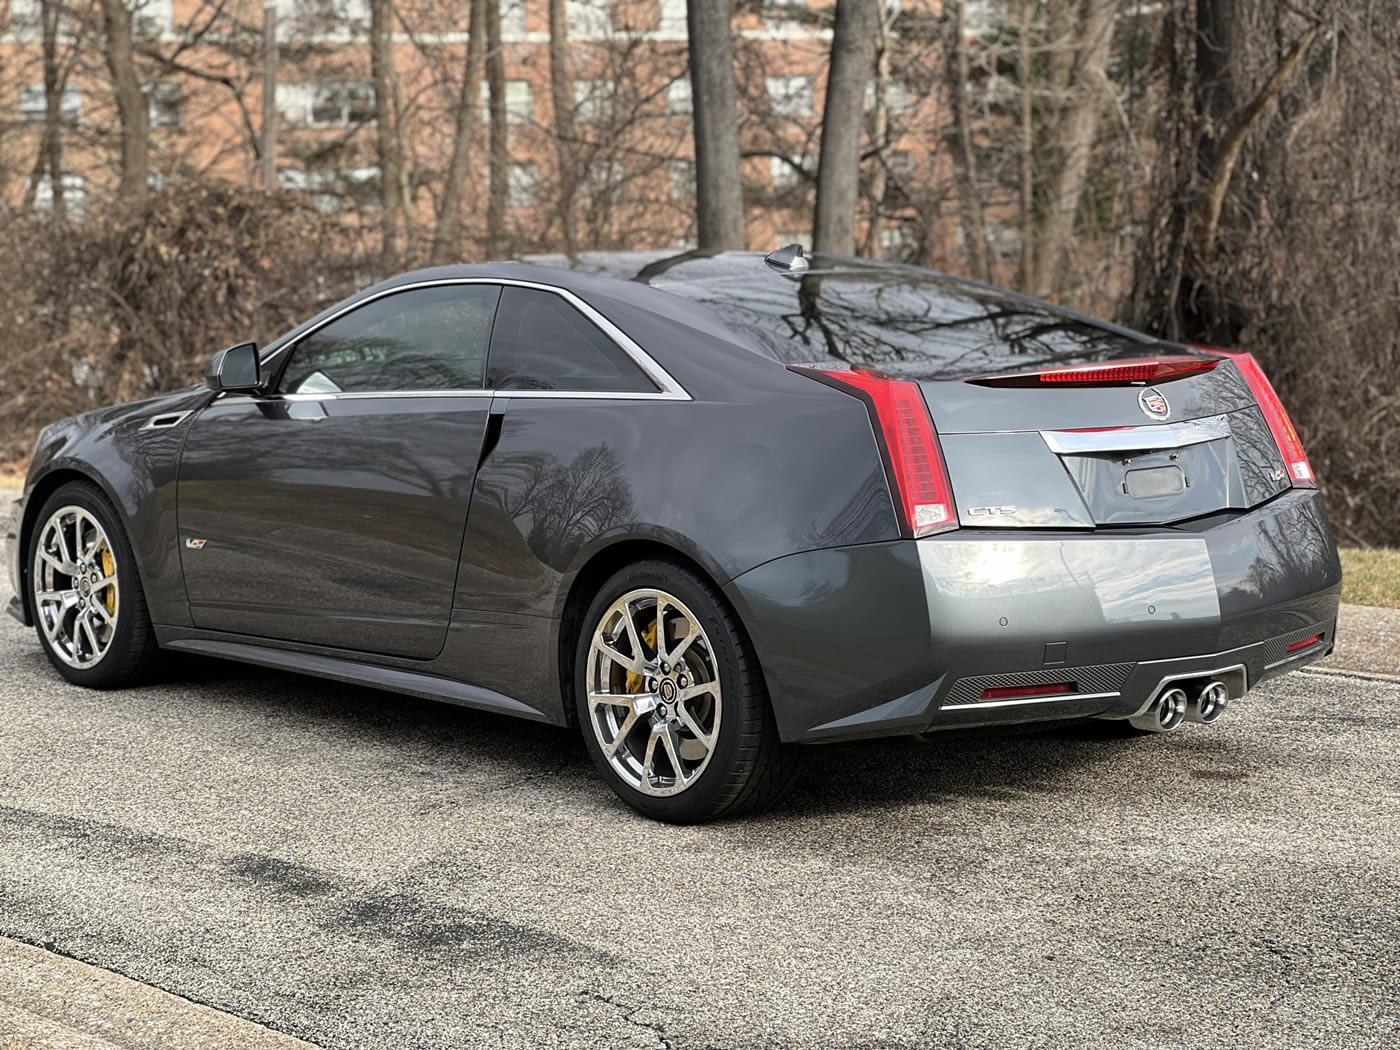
[574,559,800,823]
[28,480,160,688]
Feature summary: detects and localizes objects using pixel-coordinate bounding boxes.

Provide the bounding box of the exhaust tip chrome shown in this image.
[1186,681,1230,725]
[1128,686,1189,733]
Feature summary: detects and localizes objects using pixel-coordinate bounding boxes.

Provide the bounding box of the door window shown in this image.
[486,286,657,393]
[278,284,501,394]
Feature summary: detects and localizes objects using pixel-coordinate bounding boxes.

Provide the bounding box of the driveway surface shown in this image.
[1,575,1397,1050]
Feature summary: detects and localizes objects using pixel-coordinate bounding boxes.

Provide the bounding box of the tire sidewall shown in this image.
[574,560,750,823]
[29,482,145,687]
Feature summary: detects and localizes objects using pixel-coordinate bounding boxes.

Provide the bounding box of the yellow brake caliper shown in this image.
[624,620,658,694]
[101,549,116,615]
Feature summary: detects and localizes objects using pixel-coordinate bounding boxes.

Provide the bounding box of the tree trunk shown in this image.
[1016,0,1035,290]
[99,0,149,207]
[861,12,892,258]
[686,0,744,251]
[485,0,508,259]
[1196,25,1319,265]
[371,0,405,271]
[430,0,488,264]
[1032,0,1115,299]
[945,0,990,282]
[25,0,67,219]
[548,0,577,256]
[261,2,279,189]
[813,0,878,257]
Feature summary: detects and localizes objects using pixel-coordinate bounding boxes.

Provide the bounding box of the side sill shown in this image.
[158,632,553,724]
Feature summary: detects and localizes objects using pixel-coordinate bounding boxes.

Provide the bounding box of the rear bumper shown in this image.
[724,488,1342,743]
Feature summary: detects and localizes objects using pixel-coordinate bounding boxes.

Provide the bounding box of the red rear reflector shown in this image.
[1286,634,1323,653]
[1208,349,1315,486]
[796,368,958,537]
[981,682,1075,701]
[967,357,1219,388]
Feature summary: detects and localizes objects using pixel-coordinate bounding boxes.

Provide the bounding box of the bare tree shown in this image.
[260,1,278,189]
[1032,0,1115,298]
[371,0,405,270]
[431,0,488,264]
[547,0,577,255]
[24,0,75,219]
[1016,0,1035,290]
[813,0,878,256]
[945,0,990,282]
[687,0,744,250]
[484,0,508,258]
[98,0,150,206]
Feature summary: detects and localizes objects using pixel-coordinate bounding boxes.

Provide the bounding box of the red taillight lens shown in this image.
[1210,349,1315,486]
[796,367,958,537]
[966,356,1219,388]
[981,682,1075,701]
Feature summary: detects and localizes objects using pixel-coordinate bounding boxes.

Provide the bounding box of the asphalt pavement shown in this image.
[1,573,1397,1050]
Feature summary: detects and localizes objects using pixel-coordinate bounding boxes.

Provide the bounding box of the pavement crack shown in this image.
[581,989,676,1049]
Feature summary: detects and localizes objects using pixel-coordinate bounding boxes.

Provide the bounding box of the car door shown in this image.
[177,281,501,659]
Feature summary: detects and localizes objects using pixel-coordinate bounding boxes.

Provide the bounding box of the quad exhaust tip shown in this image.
[1129,686,1189,733]
[1186,681,1230,725]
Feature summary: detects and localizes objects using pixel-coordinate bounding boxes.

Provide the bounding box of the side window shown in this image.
[278,284,501,395]
[486,286,658,393]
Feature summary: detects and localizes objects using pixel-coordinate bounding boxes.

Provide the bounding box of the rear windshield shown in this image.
[653,268,1178,381]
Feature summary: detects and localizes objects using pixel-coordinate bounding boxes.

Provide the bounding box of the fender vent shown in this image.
[945,663,1135,706]
[140,410,193,431]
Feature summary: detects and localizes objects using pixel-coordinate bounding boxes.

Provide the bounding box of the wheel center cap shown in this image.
[659,678,676,703]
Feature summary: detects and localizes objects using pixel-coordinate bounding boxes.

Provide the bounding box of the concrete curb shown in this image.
[0,937,323,1050]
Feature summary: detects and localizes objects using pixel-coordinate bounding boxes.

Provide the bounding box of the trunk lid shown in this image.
[920,361,1292,529]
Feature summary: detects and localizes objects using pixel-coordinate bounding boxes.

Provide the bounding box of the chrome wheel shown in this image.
[586,588,722,797]
[32,505,120,669]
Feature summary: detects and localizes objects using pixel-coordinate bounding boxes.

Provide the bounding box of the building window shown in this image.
[508,163,538,207]
[29,174,87,215]
[277,82,375,127]
[277,0,370,30]
[865,78,911,114]
[20,84,81,126]
[567,0,610,38]
[766,75,813,118]
[879,223,916,259]
[500,0,526,35]
[147,83,181,129]
[573,79,615,123]
[669,158,694,200]
[888,149,914,178]
[279,165,380,211]
[480,80,533,124]
[667,78,691,116]
[770,155,804,192]
[131,0,173,35]
[585,159,624,197]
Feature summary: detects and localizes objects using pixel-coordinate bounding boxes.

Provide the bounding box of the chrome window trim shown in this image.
[1040,414,1230,455]
[256,277,691,402]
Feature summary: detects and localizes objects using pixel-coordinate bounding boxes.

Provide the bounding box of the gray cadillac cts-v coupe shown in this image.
[5,248,1341,821]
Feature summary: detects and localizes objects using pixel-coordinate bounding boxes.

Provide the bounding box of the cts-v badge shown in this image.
[1139,388,1170,420]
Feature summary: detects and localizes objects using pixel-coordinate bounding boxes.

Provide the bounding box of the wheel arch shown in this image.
[554,536,760,729]
[14,465,126,625]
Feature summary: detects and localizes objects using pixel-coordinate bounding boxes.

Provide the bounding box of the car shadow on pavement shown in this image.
[159,654,1157,823]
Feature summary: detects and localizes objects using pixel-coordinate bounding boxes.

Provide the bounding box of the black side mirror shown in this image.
[205,342,261,393]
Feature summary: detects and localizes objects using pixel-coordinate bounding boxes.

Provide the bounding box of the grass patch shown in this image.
[1340,548,1400,608]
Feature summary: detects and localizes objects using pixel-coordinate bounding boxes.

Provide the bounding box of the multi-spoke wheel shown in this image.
[574,559,799,822]
[28,481,158,687]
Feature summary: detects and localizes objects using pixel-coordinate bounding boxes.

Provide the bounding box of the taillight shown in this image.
[966,356,1219,388]
[794,367,958,537]
[1209,349,1315,487]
